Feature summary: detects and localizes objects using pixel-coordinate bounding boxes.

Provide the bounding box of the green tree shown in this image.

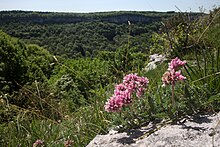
[0,30,27,93]
[0,31,54,94]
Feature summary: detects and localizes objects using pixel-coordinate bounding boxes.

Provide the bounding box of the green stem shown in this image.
[172,82,175,108]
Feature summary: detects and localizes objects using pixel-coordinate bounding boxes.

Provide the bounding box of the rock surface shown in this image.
[87,112,220,147]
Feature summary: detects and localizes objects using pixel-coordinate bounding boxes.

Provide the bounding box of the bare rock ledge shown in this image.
[87,112,220,147]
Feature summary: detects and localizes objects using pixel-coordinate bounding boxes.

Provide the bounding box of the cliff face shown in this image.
[0,11,173,24]
[99,14,159,24]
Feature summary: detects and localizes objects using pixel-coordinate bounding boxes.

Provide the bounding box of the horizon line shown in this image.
[0,9,205,14]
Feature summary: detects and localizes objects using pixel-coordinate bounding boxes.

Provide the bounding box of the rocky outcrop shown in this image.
[87,112,220,147]
[0,11,173,24]
[100,14,159,24]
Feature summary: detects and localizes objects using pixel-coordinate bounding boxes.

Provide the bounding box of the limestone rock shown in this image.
[87,112,220,147]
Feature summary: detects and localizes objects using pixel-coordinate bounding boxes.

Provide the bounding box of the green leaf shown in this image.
[208,93,220,103]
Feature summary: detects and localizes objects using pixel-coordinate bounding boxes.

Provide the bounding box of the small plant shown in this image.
[162,57,186,108]
[104,73,149,112]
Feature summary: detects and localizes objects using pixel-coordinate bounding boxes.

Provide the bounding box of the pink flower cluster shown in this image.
[162,57,186,86]
[104,74,149,112]
[168,57,186,70]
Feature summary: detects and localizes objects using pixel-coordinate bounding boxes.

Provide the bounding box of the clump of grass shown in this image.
[0,85,111,146]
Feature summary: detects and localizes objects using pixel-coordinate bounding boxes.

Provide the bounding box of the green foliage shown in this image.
[114,45,133,75]
[25,44,54,82]
[203,8,220,49]
[149,33,168,55]
[113,45,148,78]
[0,30,28,93]
[182,8,220,111]
[0,11,172,58]
[0,82,63,124]
[0,31,54,94]
[49,57,112,110]
[0,84,111,146]
[0,31,57,125]
[149,12,205,57]
[107,8,220,131]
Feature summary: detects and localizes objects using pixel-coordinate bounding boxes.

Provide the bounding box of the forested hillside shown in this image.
[0,11,201,58]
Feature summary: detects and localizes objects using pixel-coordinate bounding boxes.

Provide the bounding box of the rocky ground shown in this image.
[87,112,220,147]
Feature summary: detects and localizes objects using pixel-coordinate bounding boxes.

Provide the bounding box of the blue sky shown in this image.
[0,0,219,13]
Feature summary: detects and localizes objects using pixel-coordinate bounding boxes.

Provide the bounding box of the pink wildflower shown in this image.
[175,70,186,81]
[114,83,128,95]
[136,76,149,87]
[162,71,172,86]
[168,57,186,71]
[162,57,186,87]
[33,140,43,147]
[117,92,132,105]
[162,70,186,87]
[123,74,149,94]
[162,57,187,107]
[105,73,149,112]
[64,140,74,147]
[104,95,124,112]
[123,73,139,83]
